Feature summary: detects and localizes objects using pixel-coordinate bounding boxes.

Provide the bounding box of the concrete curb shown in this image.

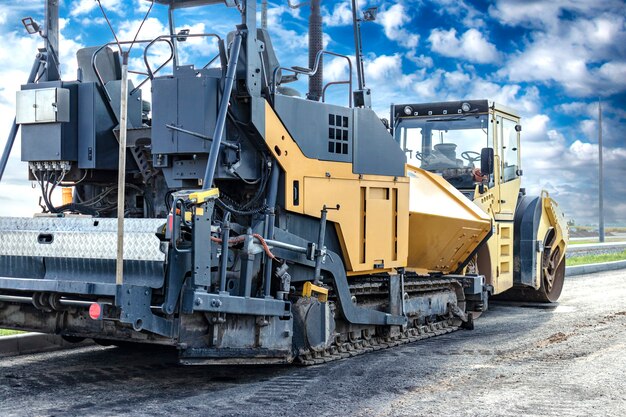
[0,333,90,357]
[566,260,626,277]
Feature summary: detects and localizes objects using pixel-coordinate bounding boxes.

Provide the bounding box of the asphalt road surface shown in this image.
[1,270,625,417]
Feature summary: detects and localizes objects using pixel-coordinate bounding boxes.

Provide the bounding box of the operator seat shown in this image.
[76,46,122,84]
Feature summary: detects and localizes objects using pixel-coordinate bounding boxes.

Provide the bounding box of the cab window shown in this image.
[500,116,519,182]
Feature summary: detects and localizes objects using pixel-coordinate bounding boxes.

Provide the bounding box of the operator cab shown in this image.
[392,100,522,197]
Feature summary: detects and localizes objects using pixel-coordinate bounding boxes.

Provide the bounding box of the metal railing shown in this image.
[90,33,222,100]
[271,49,353,107]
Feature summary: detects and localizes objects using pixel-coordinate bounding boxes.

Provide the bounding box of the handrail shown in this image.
[143,33,222,80]
[90,33,222,101]
[322,81,352,108]
[135,38,174,94]
[91,39,174,103]
[271,50,353,107]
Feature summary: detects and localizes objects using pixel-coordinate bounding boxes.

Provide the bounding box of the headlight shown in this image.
[461,102,471,112]
[403,106,413,116]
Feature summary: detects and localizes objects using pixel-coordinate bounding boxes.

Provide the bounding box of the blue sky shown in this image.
[0,0,624,226]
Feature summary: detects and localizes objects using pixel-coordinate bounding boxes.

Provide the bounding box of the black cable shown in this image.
[232,170,261,185]
[165,190,175,212]
[38,171,55,213]
[241,156,271,210]
[52,203,99,216]
[216,198,267,216]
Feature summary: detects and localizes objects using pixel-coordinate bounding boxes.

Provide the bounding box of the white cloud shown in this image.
[377,4,419,49]
[70,0,123,17]
[406,52,434,68]
[323,2,353,27]
[365,54,402,82]
[324,55,352,82]
[135,0,152,13]
[265,5,308,52]
[489,0,625,30]
[411,70,444,101]
[498,10,626,96]
[558,101,591,116]
[597,61,626,86]
[429,28,499,64]
[470,82,540,115]
[429,0,485,28]
[517,111,626,224]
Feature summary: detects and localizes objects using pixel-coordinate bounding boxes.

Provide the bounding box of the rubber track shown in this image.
[296,319,459,365]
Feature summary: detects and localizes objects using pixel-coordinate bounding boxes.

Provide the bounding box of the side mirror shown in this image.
[481,147,494,175]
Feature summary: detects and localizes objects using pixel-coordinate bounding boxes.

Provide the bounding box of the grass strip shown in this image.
[568,250,626,266]
[0,329,25,336]
[570,238,626,245]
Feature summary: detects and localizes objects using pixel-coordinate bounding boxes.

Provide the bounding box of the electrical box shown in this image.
[16,87,70,124]
[20,82,78,162]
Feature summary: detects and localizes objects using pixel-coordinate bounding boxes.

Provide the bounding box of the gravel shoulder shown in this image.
[1,271,625,417]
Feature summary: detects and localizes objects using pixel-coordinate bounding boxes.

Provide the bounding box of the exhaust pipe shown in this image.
[307,0,323,101]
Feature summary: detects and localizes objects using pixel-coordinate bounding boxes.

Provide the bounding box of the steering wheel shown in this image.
[461,151,481,164]
[414,151,423,161]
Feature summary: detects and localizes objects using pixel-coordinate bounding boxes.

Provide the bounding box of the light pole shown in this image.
[598,99,605,243]
[350,1,377,107]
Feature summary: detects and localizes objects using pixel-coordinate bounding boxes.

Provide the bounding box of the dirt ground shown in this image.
[1,270,625,417]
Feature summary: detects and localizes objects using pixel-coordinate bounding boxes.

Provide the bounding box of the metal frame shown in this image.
[271,228,407,326]
[271,50,353,107]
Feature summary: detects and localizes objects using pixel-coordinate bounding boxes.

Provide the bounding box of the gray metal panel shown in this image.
[177,75,217,153]
[0,256,44,279]
[21,123,64,161]
[352,107,406,177]
[44,258,164,288]
[104,80,142,128]
[20,82,78,162]
[273,95,352,163]
[190,292,290,316]
[77,82,118,170]
[271,228,407,326]
[0,217,166,262]
[151,74,219,155]
[151,77,178,154]
[0,277,117,296]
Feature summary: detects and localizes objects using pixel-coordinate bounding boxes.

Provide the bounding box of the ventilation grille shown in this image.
[328,114,349,155]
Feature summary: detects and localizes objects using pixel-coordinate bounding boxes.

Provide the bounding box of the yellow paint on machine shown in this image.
[263,98,491,276]
[405,165,492,274]
[263,99,409,273]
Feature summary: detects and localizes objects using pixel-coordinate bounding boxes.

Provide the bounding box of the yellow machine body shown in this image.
[392,100,568,302]
[406,165,492,274]
[262,99,490,276]
[470,104,569,297]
